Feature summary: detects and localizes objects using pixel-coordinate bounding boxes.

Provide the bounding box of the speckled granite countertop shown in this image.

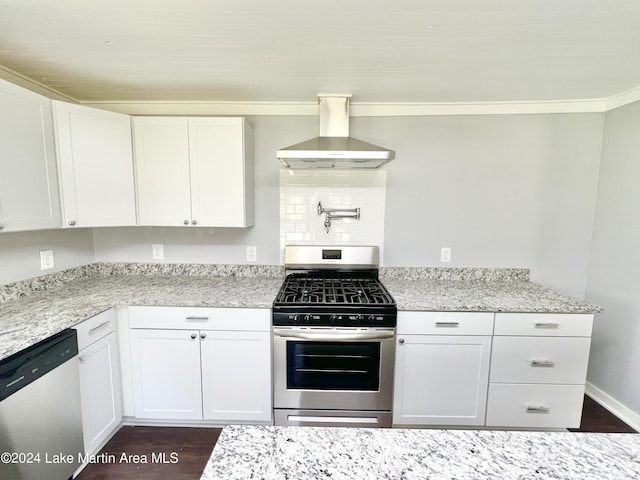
[381,278,602,313]
[0,264,601,362]
[0,274,282,361]
[202,425,640,480]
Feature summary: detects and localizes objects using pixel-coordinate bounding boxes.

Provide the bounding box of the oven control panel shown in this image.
[273,311,396,328]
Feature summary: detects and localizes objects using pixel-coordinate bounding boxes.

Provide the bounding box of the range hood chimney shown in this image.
[277,95,395,169]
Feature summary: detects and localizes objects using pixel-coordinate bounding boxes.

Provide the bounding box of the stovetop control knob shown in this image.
[367,315,376,324]
[355,315,364,323]
[303,314,312,323]
[330,314,338,323]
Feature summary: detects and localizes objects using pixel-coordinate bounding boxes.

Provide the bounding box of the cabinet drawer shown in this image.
[490,336,591,384]
[494,313,593,337]
[486,383,585,428]
[128,306,270,331]
[75,309,117,350]
[397,312,494,335]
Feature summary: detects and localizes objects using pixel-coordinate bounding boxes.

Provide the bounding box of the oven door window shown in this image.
[287,341,380,391]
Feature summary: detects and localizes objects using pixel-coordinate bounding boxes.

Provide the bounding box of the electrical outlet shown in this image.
[440,247,452,263]
[152,244,164,260]
[246,246,257,262]
[40,250,55,270]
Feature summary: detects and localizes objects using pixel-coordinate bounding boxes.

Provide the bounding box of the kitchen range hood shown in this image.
[277,95,395,169]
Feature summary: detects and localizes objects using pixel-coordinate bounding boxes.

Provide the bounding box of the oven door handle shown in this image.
[273,329,395,341]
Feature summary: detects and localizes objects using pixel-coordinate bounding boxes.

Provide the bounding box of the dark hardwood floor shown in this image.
[75,426,221,480]
[76,396,635,480]
[569,395,636,433]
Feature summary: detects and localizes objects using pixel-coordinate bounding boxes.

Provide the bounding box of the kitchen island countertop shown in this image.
[201,424,640,480]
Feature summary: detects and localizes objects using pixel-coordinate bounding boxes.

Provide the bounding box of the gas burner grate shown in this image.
[274,274,395,306]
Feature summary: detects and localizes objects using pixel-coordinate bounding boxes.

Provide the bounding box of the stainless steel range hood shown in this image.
[277,95,395,169]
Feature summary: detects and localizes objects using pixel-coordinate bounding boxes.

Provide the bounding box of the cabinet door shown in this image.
[200,330,271,422]
[78,331,123,455]
[53,101,136,227]
[393,335,491,426]
[188,117,254,227]
[130,329,203,420]
[0,79,61,232]
[133,117,192,226]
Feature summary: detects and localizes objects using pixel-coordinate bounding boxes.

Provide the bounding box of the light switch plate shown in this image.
[440,247,451,263]
[152,244,164,260]
[40,250,55,270]
[246,246,257,262]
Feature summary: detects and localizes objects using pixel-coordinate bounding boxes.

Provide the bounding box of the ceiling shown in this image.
[1,0,640,104]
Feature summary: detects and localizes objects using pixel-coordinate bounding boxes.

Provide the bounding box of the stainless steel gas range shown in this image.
[272,245,397,428]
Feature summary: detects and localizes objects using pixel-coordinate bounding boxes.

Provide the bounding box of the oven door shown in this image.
[273,327,395,412]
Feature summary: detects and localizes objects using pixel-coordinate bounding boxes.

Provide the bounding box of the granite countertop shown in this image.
[202,425,640,480]
[0,264,601,362]
[0,274,283,361]
[381,277,602,313]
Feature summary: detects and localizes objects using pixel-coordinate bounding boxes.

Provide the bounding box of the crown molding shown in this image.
[605,85,640,112]
[82,98,609,116]
[79,101,319,116]
[0,66,77,102]
[1,67,637,115]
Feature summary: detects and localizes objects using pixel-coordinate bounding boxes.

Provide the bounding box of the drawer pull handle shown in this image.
[535,322,559,328]
[435,321,460,327]
[88,321,111,334]
[186,316,210,321]
[526,405,550,413]
[531,360,556,367]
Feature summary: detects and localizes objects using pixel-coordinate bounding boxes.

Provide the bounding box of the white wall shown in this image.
[352,114,603,297]
[586,100,640,417]
[0,228,94,284]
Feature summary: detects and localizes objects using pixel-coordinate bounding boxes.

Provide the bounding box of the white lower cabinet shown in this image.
[201,330,271,421]
[393,312,493,426]
[128,306,272,424]
[75,309,122,456]
[486,384,585,428]
[485,313,594,429]
[130,329,203,420]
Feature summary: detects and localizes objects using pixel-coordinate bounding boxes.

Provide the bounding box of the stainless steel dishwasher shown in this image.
[1,329,84,480]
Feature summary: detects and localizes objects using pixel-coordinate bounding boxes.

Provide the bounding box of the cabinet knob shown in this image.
[200,332,207,339]
[78,355,85,362]
[398,338,405,344]
[190,333,197,339]
[183,219,189,225]
[192,219,198,225]
[0,223,5,230]
[68,220,77,226]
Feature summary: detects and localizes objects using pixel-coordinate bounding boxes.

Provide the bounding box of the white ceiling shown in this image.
[1,0,640,104]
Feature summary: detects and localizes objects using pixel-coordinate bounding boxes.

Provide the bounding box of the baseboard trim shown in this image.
[585,381,640,432]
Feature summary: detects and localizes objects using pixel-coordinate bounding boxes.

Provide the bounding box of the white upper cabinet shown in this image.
[132,117,192,226]
[53,101,137,227]
[133,116,254,228]
[0,79,61,232]
[188,117,254,227]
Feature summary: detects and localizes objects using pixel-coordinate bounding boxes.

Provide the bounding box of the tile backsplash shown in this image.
[279,169,387,263]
